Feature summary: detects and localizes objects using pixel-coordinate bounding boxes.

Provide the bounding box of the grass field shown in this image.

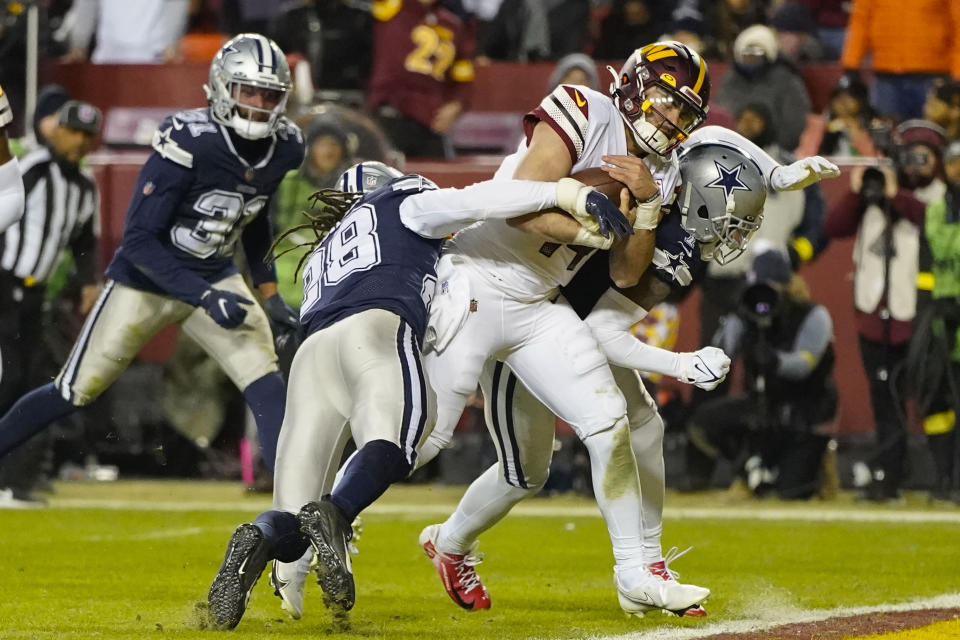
[1,481,959,639]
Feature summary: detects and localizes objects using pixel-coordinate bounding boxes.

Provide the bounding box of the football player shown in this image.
[0,85,24,233]
[429,139,772,618]
[0,34,304,471]
[205,161,632,629]
[414,42,841,616]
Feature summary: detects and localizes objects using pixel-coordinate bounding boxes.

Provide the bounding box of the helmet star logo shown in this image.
[705,161,751,198]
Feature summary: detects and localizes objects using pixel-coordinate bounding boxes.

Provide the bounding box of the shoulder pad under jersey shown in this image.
[523,84,599,164]
[151,108,218,169]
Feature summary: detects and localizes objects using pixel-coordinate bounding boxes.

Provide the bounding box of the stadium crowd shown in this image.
[0,0,959,515]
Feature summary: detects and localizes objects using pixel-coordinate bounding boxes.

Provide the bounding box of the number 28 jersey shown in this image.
[299,177,444,342]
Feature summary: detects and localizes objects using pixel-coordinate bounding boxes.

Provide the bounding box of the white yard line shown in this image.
[576,592,960,640]
[77,526,222,542]
[46,497,960,524]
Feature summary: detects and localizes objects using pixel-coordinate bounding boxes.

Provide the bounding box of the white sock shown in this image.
[582,417,644,569]
[437,464,535,555]
[630,413,665,566]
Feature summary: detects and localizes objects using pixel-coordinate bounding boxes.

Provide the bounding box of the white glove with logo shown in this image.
[675,346,731,390]
[771,156,841,191]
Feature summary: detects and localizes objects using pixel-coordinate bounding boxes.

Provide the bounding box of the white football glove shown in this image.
[675,346,731,390]
[771,156,841,192]
[557,178,603,233]
[0,85,12,129]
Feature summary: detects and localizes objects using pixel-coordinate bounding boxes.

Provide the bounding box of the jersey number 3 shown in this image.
[302,204,382,310]
[172,190,267,259]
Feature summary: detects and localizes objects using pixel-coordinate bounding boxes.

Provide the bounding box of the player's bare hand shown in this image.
[618,188,636,227]
[600,154,659,202]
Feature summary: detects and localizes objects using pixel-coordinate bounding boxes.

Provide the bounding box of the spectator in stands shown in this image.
[715,25,812,152]
[66,0,190,63]
[842,0,960,121]
[796,0,849,60]
[923,80,960,142]
[796,71,883,158]
[699,103,829,355]
[910,140,960,504]
[547,53,598,91]
[271,120,354,308]
[367,0,475,158]
[825,120,947,502]
[478,0,589,62]
[592,0,668,61]
[770,1,824,65]
[670,0,767,62]
[686,249,837,500]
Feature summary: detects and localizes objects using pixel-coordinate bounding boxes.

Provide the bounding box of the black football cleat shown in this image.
[298,498,356,611]
[207,523,272,629]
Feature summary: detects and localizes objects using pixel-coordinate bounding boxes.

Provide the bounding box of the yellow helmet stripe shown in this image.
[693,53,707,95]
[646,50,678,62]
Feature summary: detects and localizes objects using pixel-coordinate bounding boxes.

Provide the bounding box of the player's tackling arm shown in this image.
[506,121,590,243]
[0,89,24,233]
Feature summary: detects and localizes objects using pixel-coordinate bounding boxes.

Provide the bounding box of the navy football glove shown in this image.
[200,289,253,329]
[263,293,304,350]
[584,190,633,238]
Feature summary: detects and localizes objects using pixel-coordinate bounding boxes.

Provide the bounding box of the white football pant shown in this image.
[437,362,666,567]
[272,308,433,514]
[422,261,645,568]
[55,274,277,405]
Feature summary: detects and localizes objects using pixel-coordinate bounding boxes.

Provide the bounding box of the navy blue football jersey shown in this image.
[561,205,708,318]
[300,176,444,342]
[105,107,305,302]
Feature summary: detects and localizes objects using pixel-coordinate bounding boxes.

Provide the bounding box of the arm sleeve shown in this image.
[121,154,211,305]
[580,288,689,377]
[0,157,24,233]
[776,305,832,380]
[399,179,558,239]
[240,204,278,287]
[685,126,783,190]
[70,0,98,51]
[791,183,829,262]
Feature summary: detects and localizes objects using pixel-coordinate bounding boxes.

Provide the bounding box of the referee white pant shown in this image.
[272,309,433,514]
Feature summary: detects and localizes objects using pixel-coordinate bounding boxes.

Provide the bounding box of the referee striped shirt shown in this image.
[0,147,98,284]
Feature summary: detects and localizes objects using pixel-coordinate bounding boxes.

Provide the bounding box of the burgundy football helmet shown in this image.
[608,41,711,157]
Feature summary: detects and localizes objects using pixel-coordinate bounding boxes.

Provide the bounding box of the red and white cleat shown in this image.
[648,547,709,618]
[419,524,491,611]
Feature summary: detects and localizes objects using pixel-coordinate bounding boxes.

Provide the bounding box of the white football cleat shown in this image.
[270,548,313,619]
[647,547,709,617]
[614,564,709,616]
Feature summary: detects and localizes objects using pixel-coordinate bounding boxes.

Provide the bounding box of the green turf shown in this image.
[0,482,958,639]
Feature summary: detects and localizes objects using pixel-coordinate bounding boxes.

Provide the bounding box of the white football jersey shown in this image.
[448,85,681,302]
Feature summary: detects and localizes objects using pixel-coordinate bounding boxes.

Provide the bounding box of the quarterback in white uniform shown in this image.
[0,85,24,233]
[418,42,714,615]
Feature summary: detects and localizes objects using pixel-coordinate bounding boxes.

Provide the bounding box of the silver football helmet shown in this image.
[338,161,404,194]
[204,33,291,140]
[676,141,766,265]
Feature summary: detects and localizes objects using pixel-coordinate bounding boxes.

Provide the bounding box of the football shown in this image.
[570,167,631,208]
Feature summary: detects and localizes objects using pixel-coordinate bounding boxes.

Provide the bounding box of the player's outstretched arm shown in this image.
[581,288,730,390]
[399,177,630,243]
[688,125,841,192]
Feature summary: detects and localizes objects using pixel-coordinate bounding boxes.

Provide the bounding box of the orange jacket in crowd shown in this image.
[841,0,960,79]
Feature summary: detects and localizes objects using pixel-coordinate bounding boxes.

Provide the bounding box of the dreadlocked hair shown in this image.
[266,189,363,281]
